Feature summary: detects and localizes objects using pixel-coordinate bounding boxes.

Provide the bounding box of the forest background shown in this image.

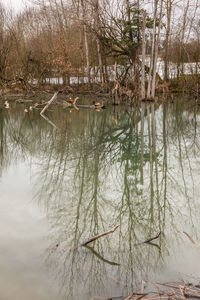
[1,0,200,101]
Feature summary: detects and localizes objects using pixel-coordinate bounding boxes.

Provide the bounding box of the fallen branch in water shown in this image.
[40,92,59,115]
[134,232,161,246]
[91,281,200,300]
[153,281,200,299]
[72,97,79,110]
[124,292,147,300]
[81,224,120,247]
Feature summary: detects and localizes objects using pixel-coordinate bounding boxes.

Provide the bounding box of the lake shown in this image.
[0,95,200,300]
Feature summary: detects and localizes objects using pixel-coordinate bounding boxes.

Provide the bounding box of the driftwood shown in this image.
[122,281,200,300]
[81,224,120,246]
[124,292,147,300]
[90,281,200,300]
[150,281,200,299]
[134,232,161,246]
[40,92,59,115]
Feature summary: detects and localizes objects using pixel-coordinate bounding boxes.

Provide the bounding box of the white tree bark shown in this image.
[151,0,164,98]
[141,11,147,99]
[147,0,158,99]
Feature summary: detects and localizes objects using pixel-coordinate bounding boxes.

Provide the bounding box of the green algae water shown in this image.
[0,96,200,300]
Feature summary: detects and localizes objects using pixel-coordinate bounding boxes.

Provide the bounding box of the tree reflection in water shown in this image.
[0,98,200,299]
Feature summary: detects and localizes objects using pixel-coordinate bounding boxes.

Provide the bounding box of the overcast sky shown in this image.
[3,0,25,12]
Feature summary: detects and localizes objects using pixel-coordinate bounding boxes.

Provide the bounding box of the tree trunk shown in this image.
[141,11,147,100]
[81,0,91,85]
[79,27,85,84]
[164,0,172,81]
[112,62,120,105]
[94,0,105,84]
[147,0,158,99]
[151,0,164,99]
[96,38,104,84]
[84,24,91,84]
[180,0,190,76]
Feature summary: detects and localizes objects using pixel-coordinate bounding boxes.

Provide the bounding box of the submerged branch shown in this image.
[81,224,120,246]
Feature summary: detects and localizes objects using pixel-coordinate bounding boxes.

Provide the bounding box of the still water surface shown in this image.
[0,97,200,300]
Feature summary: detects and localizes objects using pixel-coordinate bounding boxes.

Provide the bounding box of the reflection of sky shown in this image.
[1,102,200,299]
[0,162,60,300]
